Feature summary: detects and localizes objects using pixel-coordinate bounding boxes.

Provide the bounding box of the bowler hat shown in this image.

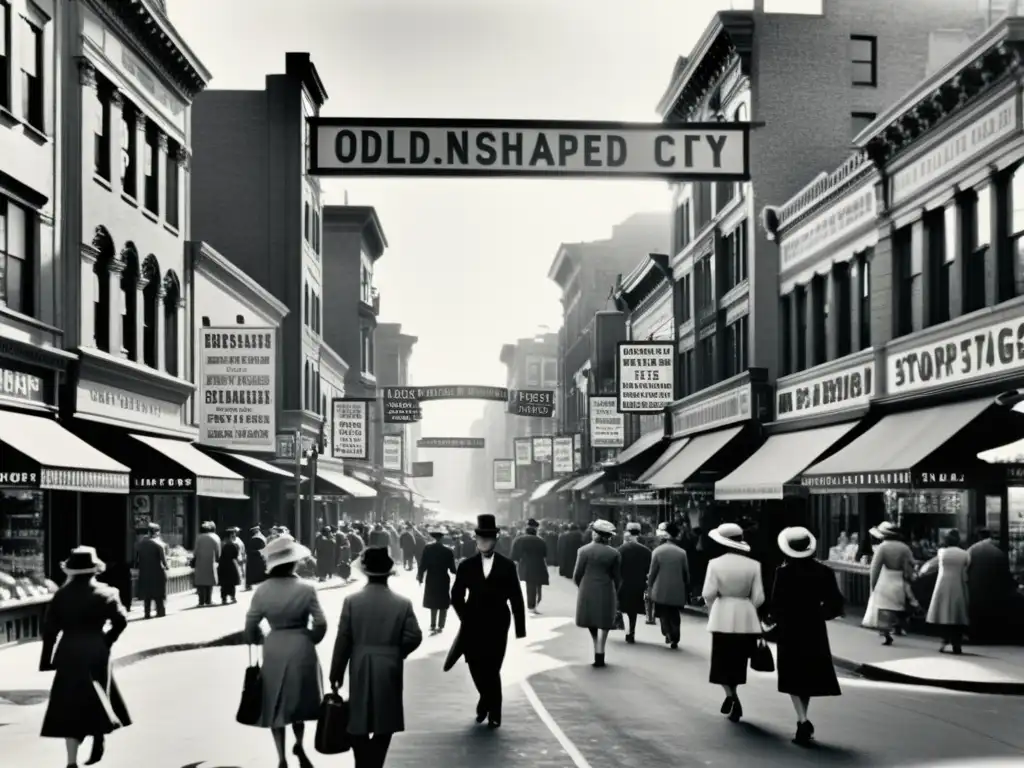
[360,546,395,576]
[475,514,499,537]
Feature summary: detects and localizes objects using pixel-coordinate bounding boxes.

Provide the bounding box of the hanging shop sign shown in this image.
[276,432,317,460]
[331,397,372,460]
[311,118,750,181]
[381,388,422,423]
[616,341,675,413]
[382,434,403,472]
[507,389,555,417]
[552,436,574,473]
[670,383,751,437]
[532,436,553,462]
[0,365,44,406]
[886,315,1024,396]
[197,327,276,450]
[573,433,582,470]
[780,186,876,272]
[0,467,129,493]
[411,461,434,478]
[589,396,625,448]
[132,476,194,492]
[776,361,875,421]
[493,458,516,491]
[514,437,533,466]
[417,436,485,449]
[76,379,185,432]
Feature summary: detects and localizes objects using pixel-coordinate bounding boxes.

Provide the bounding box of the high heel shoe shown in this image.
[792,720,814,745]
[720,696,734,714]
[882,633,894,646]
[728,698,743,723]
[84,735,105,765]
[592,652,605,668]
[293,744,314,768]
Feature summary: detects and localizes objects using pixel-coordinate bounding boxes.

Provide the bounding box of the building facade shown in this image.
[376,322,419,476]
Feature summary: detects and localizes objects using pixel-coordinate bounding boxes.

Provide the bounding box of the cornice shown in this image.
[191,241,289,323]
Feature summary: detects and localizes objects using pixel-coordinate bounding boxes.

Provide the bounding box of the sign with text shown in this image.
[276,432,316,461]
[552,436,574,474]
[532,436,553,462]
[411,461,434,478]
[802,469,971,492]
[507,389,555,417]
[407,385,508,402]
[382,434,403,472]
[493,458,516,491]
[514,437,533,466]
[617,341,675,413]
[0,365,44,406]
[776,362,874,421]
[381,388,422,423]
[311,118,750,181]
[573,433,582,470]
[331,398,372,460]
[670,383,751,437]
[417,436,485,449]
[589,396,625,448]
[76,379,184,432]
[780,186,876,272]
[198,327,276,450]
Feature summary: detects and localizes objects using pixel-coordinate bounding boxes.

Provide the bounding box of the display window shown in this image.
[131,492,189,568]
[0,489,54,602]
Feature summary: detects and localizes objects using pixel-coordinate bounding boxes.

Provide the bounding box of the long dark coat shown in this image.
[400,530,416,558]
[496,534,511,557]
[448,553,526,670]
[246,534,267,585]
[418,540,457,609]
[510,533,549,585]
[544,530,558,562]
[314,535,336,579]
[617,540,652,615]
[770,558,844,698]
[217,538,244,588]
[347,531,365,557]
[134,536,167,601]
[574,542,622,629]
[558,529,583,578]
[40,578,132,737]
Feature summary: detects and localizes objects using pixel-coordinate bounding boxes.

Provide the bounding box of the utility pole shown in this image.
[292,427,302,543]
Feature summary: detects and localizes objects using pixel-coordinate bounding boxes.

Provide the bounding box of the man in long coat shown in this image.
[967,529,1021,642]
[510,518,549,614]
[449,514,526,729]
[135,523,168,618]
[647,523,691,648]
[193,521,221,607]
[543,524,559,564]
[418,526,457,633]
[314,527,337,581]
[617,522,652,642]
[558,524,583,579]
[245,526,267,589]
[399,525,417,570]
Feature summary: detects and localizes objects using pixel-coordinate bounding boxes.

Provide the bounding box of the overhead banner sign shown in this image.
[617,341,675,413]
[417,437,485,449]
[532,436,553,462]
[507,389,555,417]
[552,436,574,474]
[331,397,372,460]
[381,388,422,424]
[493,459,516,491]
[514,437,533,466]
[197,327,276,450]
[413,385,508,402]
[411,461,434,478]
[311,118,750,181]
[382,434,403,472]
[589,396,625,448]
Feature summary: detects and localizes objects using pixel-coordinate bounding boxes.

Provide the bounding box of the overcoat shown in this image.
[510,533,549,585]
[573,541,622,629]
[448,552,526,668]
[616,539,652,615]
[544,530,559,562]
[347,531,366,557]
[418,540,457,609]
[246,533,267,585]
[217,538,244,588]
[193,532,221,587]
[647,541,690,608]
[330,583,423,735]
[134,536,168,601]
[314,535,336,579]
[927,546,970,626]
[558,529,583,578]
[399,530,416,557]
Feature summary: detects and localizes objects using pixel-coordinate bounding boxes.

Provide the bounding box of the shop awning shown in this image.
[0,411,129,494]
[607,429,665,466]
[130,434,247,499]
[382,476,418,495]
[204,449,294,480]
[528,477,563,502]
[800,398,998,492]
[639,426,744,489]
[636,438,690,484]
[568,470,606,492]
[715,422,859,500]
[315,468,377,498]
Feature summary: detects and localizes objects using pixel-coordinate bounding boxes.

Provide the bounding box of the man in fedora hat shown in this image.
[448,513,526,729]
[510,518,548,615]
[134,523,168,619]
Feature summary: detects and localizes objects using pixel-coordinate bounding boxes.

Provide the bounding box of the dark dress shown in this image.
[617,540,652,615]
[218,539,244,588]
[770,558,844,698]
[418,540,457,609]
[40,578,132,738]
[246,534,267,586]
[544,531,558,562]
[347,531,365,557]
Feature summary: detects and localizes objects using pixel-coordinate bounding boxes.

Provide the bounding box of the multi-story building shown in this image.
[374,321,419,518]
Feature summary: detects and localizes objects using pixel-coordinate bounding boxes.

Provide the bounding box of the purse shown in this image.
[235,645,263,726]
[749,637,775,673]
[612,610,625,631]
[314,692,351,755]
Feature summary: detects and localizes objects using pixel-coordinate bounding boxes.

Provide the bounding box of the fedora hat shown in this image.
[869,521,899,540]
[475,514,499,537]
[62,546,106,575]
[360,546,395,576]
[778,526,817,559]
[526,518,540,528]
[709,523,750,553]
[625,522,642,533]
[263,534,310,571]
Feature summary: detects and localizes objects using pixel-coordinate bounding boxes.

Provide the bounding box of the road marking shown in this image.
[520,679,592,768]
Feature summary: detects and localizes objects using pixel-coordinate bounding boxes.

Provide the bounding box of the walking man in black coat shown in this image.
[418,525,457,633]
[510,518,549,614]
[449,514,526,729]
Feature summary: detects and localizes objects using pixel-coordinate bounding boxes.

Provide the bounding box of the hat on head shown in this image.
[475,514,499,537]
[201,521,215,532]
[625,522,641,533]
[778,526,817,559]
[263,534,311,571]
[655,528,670,539]
[657,521,668,531]
[428,525,446,536]
[664,522,680,539]
[225,527,240,534]
[147,522,161,534]
[592,519,616,536]
[248,526,263,536]
[527,518,539,528]
[62,546,106,576]
[869,521,899,540]
[709,523,750,553]
[360,546,395,577]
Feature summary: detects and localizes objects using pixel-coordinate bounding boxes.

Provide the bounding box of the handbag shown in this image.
[749,637,775,673]
[314,692,351,755]
[235,645,263,726]
[612,610,625,631]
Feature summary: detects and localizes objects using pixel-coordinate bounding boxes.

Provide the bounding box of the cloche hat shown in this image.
[777,526,817,559]
[360,546,396,576]
[62,546,105,575]
[709,523,750,553]
[592,519,616,536]
[263,534,311,571]
[526,518,540,528]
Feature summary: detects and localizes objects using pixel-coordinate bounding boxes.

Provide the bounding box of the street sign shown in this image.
[507,389,555,417]
[417,437,485,449]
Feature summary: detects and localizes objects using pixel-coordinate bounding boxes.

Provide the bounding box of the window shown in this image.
[716,177,734,211]
[120,255,138,360]
[142,261,159,368]
[675,199,691,254]
[0,2,10,109]
[724,222,747,290]
[313,208,320,254]
[810,274,827,366]
[679,348,694,397]
[144,126,159,214]
[850,35,877,86]
[679,273,692,323]
[303,201,310,242]
[857,250,871,350]
[163,275,179,377]
[313,292,320,334]
[795,284,808,371]
[696,182,713,231]
[542,359,557,386]
[851,112,876,139]
[833,262,852,357]
[303,283,309,326]
[695,255,713,315]
[20,19,41,130]
[360,327,374,374]
[698,334,715,389]
[965,191,987,313]
[0,199,29,315]
[360,261,374,304]
[925,208,949,327]
[780,295,792,375]
[1010,168,1024,299]
[894,227,913,338]
[165,139,179,228]
[725,315,748,378]
[121,105,138,197]
[94,85,110,180]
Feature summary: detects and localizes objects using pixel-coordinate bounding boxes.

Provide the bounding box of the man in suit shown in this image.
[617,522,652,643]
[647,523,690,649]
[510,518,549,614]
[135,523,168,618]
[449,514,526,728]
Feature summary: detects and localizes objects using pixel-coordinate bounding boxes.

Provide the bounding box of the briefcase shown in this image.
[235,645,263,726]
[314,693,351,755]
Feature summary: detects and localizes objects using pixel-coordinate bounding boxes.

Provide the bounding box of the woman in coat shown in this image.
[244,535,328,768]
[926,529,970,654]
[863,521,915,645]
[617,522,652,643]
[573,519,623,667]
[331,547,423,768]
[702,523,765,724]
[770,527,844,746]
[245,526,267,590]
[192,521,221,607]
[217,527,244,604]
[40,546,131,768]
[417,526,457,633]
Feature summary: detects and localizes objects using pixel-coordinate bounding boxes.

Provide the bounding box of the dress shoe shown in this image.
[293,744,314,768]
[488,716,501,728]
[84,735,105,765]
[625,633,635,644]
[592,653,605,668]
[475,700,488,723]
[728,698,743,723]
[720,696,733,714]
[792,720,814,745]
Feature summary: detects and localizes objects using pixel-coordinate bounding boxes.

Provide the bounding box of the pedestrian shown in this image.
[246,526,267,590]
[510,518,549,614]
[449,514,526,728]
[543,524,559,565]
[647,522,690,649]
[616,522,652,643]
[218,527,244,604]
[645,526,670,625]
[369,523,389,550]
[134,523,168,619]
[496,529,512,557]
[769,527,844,746]
[314,526,336,582]
[330,546,423,768]
[400,524,417,570]
[347,525,366,566]
[244,534,327,768]
[39,546,131,768]
[573,519,622,667]
[418,525,457,633]
[926,529,970,654]
[966,528,1019,643]
[385,523,401,563]
[335,527,352,581]
[862,521,915,646]
[702,523,765,724]
[192,521,221,607]
[558,524,583,579]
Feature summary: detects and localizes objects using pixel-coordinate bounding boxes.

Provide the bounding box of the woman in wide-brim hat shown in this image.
[244,535,327,766]
[573,519,622,667]
[40,546,132,767]
[862,521,915,646]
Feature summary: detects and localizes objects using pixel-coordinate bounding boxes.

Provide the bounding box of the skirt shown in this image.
[862,567,907,632]
[41,635,132,738]
[256,629,324,728]
[709,633,757,687]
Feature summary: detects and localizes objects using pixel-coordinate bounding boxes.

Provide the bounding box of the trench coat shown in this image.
[314,535,337,579]
[573,541,622,629]
[400,530,416,558]
[418,540,457,610]
[134,535,168,601]
[558,529,583,578]
[193,532,221,587]
[217,538,244,588]
[648,542,691,608]
[544,530,559,562]
[927,546,970,626]
[246,533,267,586]
[330,583,423,735]
[510,533,549,585]
[617,540,652,615]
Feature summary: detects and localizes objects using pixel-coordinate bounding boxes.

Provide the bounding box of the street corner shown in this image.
[858,655,1024,695]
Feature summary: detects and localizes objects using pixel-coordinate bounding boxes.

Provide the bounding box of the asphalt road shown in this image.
[4,567,1024,767]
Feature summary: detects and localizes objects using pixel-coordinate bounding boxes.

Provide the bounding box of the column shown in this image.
[80,247,97,347]
[135,275,149,364]
[109,90,124,197]
[132,105,146,203]
[176,146,191,233]
[107,261,124,356]
[870,225,894,350]
[804,281,818,368]
[825,269,839,362]
[76,58,98,181]
[175,296,187,379]
[910,217,926,332]
[155,285,166,371]
[156,132,168,222]
[945,198,963,320]
[978,181,999,306]
[787,291,799,374]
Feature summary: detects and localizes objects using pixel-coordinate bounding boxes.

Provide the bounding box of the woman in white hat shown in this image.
[702,523,764,723]
[244,534,327,768]
[39,546,132,767]
[862,521,914,645]
[769,527,844,745]
[573,518,623,667]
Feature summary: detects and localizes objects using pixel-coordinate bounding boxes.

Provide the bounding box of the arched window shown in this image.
[162,271,180,377]
[120,244,139,360]
[302,361,309,410]
[142,255,161,368]
[91,227,115,351]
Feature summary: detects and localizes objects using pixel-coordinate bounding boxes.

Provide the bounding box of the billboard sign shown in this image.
[532,436,553,462]
[616,341,675,413]
[507,389,555,417]
[589,396,625,448]
[382,434,403,472]
[411,461,434,478]
[331,398,372,460]
[552,436,574,474]
[514,437,533,466]
[417,437,485,449]
[493,459,516,491]
[198,327,276,450]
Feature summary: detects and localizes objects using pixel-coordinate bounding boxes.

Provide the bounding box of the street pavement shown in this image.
[3,568,1024,767]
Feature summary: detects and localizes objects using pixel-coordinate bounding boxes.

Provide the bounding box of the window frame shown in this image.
[0,1,11,110]
[850,111,877,139]
[0,197,31,316]
[850,35,878,87]
[20,16,42,131]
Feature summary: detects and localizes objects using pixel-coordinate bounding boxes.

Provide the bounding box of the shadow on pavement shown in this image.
[0,690,49,706]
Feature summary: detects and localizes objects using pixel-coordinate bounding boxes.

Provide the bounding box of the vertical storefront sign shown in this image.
[493,459,516,491]
[589,396,625,448]
[573,433,582,470]
[198,327,277,450]
[331,398,371,459]
[514,437,533,466]
[616,341,675,413]
[552,436,573,473]
[382,434,403,471]
[532,436,553,462]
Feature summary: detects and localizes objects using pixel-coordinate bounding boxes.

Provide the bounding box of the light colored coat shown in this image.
[193,532,221,587]
[927,547,970,626]
[573,541,622,629]
[701,552,764,634]
[647,542,690,608]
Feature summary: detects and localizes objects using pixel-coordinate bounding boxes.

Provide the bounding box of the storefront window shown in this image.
[825,495,863,562]
[1007,488,1024,578]
[131,493,188,568]
[0,489,46,591]
[885,489,967,563]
